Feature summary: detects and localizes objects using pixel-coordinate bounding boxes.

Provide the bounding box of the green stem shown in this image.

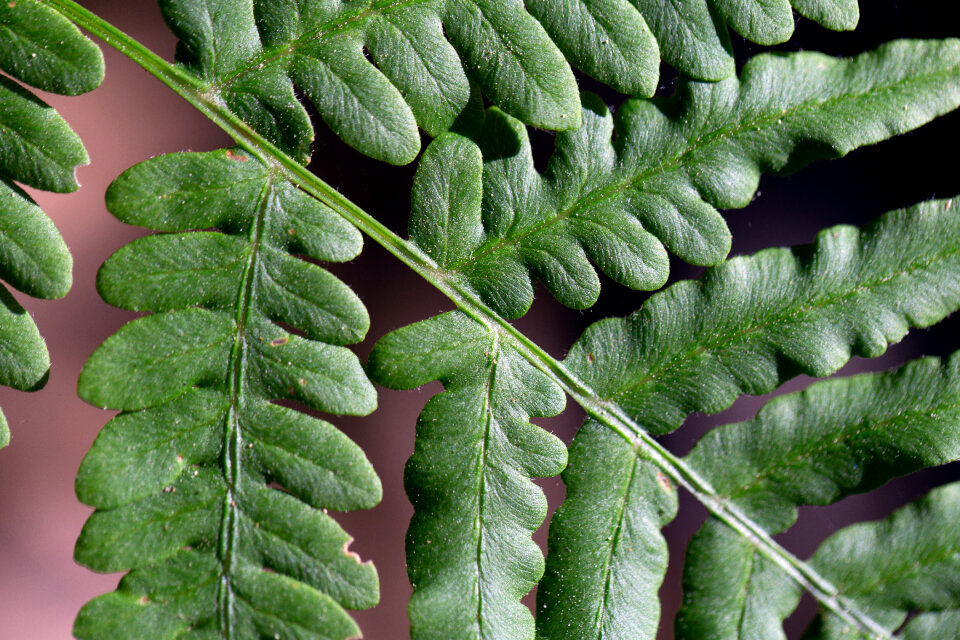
[44,2,892,637]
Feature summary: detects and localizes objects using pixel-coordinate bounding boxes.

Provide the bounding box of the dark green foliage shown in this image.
[536,421,678,640]
[13,3,960,640]
[368,312,567,640]
[565,198,960,436]
[539,201,960,638]
[678,353,960,638]
[0,0,102,441]
[809,482,960,639]
[159,0,583,165]
[411,40,960,317]
[73,149,380,639]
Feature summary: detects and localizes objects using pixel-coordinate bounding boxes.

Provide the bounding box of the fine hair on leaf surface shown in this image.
[2,1,960,640]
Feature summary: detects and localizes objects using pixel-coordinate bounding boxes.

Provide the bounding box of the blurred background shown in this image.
[1,1,959,638]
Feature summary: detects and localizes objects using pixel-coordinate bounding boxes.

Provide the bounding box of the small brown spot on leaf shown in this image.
[288,228,296,235]
[287,387,295,395]
[270,336,289,347]
[656,472,673,492]
[163,486,176,493]
[138,596,150,605]
[587,352,595,364]
[225,149,248,162]
[298,378,306,386]
[176,455,184,463]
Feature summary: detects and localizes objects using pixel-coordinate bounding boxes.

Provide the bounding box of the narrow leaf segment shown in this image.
[414,40,960,317]
[566,198,960,436]
[540,200,960,639]
[368,311,567,640]
[678,352,960,639]
[158,0,580,166]
[73,150,380,639]
[0,0,103,441]
[536,421,677,640]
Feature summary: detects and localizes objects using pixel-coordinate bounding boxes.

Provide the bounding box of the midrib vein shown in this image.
[217,173,274,637]
[593,451,641,639]
[473,331,499,640]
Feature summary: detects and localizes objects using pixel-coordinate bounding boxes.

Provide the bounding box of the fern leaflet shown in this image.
[0,0,102,442]
[158,0,581,166]
[73,150,380,639]
[678,353,960,639]
[411,40,960,317]
[368,312,567,640]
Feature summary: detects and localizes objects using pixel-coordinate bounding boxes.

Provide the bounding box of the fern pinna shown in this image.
[72,149,380,638]
[8,0,960,639]
[0,0,102,444]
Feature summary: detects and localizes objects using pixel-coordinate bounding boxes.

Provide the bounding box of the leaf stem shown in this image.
[44,2,892,637]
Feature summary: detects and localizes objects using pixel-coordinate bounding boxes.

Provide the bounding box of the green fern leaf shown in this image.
[677,352,960,639]
[0,0,104,94]
[565,197,960,436]
[536,420,677,640]
[525,0,660,97]
[633,0,858,81]
[538,198,960,638]
[807,481,960,639]
[367,311,567,640]
[159,0,581,166]
[0,0,103,442]
[73,149,380,639]
[410,40,960,317]
[524,0,859,91]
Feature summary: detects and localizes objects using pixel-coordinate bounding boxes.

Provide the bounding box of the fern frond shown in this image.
[367,311,567,640]
[677,352,960,639]
[538,199,960,638]
[0,0,103,441]
[73,149,380,639]
[159,0,581,166]
[410,40,960,317]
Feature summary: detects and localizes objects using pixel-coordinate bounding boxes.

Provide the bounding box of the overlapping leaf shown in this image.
[73,149,380,639]
[527,0,859,90]
[367,311,567,640]
[0,0,103,442]
[678,352,960,639]
[159,0,581,166]
[411,40,960,318]
[538,200,960,638]
[635,0,859,81]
